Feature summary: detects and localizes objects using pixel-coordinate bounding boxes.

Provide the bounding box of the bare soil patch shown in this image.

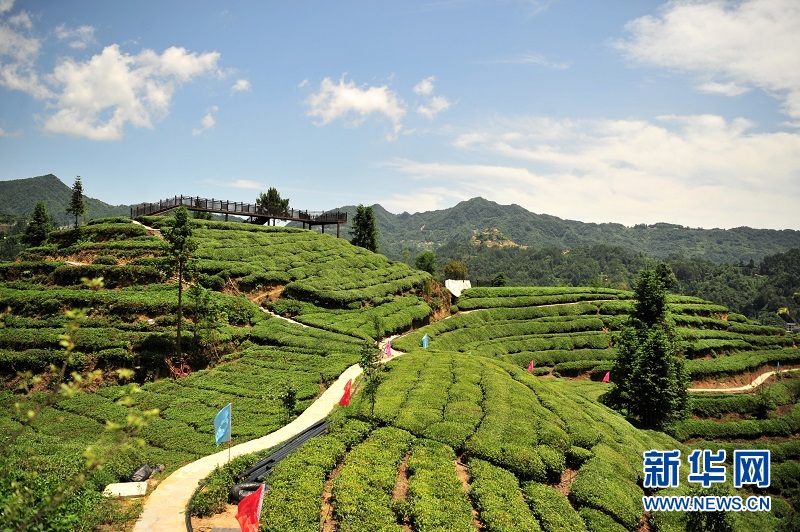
[392,452,412,531]
[321,460,345,532]
[552,468,578,497]
[190,504,239,531]
[455,456,483,530]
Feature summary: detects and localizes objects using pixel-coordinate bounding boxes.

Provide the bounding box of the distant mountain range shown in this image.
[2,175,799,265]
[0,174,129,226]
[333,197,800,265]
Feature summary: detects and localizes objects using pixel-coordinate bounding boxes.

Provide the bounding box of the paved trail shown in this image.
[132,331,404,531]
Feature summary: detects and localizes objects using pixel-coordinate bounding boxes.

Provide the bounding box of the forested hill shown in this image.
[335,197,800,264]
[0,174,129,226]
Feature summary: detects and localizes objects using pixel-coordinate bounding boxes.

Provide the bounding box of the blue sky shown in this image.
[1,0,798,230]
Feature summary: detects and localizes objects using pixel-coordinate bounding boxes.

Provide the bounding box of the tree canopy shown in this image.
[350,204,379,252]
[442,259,468,280]
[21,201,52,247]
[604,265,690,429]
[415,250,437,276]
[66,176,86,228]
[257,187,290,214]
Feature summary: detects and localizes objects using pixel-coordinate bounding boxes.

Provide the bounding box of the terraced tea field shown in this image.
[1,217,798,530]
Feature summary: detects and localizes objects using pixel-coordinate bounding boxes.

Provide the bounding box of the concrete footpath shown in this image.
[133,336,403,531]
[132,362,363,531]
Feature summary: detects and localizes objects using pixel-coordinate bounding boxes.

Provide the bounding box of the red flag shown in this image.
[602,371,610,383]
[527,360,534,373]
[749,374,753,385]
[236,484,265,532]
[339,378,353,407]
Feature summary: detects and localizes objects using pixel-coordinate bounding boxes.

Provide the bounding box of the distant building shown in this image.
[787,322,797,334]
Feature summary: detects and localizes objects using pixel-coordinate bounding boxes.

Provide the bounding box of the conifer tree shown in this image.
[21,201,52,246]
[350,204,379,252]
[66,176,86,228]
[605,265,689,429]
[164,207,196,361]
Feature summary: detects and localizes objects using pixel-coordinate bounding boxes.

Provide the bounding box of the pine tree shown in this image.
[163,207,197,362]
[605,265,689,429]
[66,176,86,228]
[21,202,52,246]
[350,204,378,252]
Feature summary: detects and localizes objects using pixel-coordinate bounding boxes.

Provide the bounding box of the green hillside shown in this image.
[333,197,800,264]
[0,216,797,530]
[0,174,130,226]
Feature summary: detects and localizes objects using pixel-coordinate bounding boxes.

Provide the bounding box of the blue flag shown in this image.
[777,361,781,371]
[214,403,231,446]
[422,334,429,348]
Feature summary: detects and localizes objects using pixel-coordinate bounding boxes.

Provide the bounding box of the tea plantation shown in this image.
[0,217,797,530]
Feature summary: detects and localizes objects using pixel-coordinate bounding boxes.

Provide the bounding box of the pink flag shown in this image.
[602,371,610,383]
[339,379,353,407]
[236,484,265,532]
[527,360,534,373]
[384,341,392,358]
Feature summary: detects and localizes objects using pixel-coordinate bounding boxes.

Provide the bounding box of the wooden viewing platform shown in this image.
[130,195,348,237]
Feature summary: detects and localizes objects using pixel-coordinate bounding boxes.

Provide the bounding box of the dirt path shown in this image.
[689,368,800,393]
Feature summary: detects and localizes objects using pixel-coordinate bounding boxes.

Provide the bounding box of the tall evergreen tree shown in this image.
[21,201,52,246]
[605,265,690,429]
[164,207,197,362]
[350,204,379,252]
[66,176,86,228]
[256,187,290,213]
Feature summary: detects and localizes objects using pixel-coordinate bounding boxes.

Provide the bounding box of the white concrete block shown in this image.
[103,481,148,498]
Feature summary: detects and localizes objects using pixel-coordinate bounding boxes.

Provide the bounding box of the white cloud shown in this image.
[8,11,31,29]
[192,105,218,136]
[231,78,250,92]
[0,125,11,136]
[413,76,435,96]
[482,52,569,70]
[42,44,221,140]
[228,179,262,189]
[417,95,451,119]
[0,6,51,98]
[387,114,800,228]
[306,76,406,139]
[617,0,800,122]
[413,76,451,119]
[55,24,96,49]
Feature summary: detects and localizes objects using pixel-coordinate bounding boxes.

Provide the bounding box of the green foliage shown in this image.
[468,458,542,531]
[66,176,87,228]
[332,426,414,532]
[350,204,378,252]
[605,267,689,429]
[21,201,53,247]
[406,438,474,531]
[415,250,437,275]
[260,435,346,531]
[520,481,587,532]
[257,187,290,214]
[442,259,468,280]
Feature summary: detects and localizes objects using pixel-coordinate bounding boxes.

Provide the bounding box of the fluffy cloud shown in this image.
[231,78,250,92]
[192,105,218,136]
[413,76,435,96]
[413,76,451,119]
[617,0,800,122]
[55,24,95,49]
[388,114,800,229]
[0,5,51,98]
[42,44,221,140]
[306,76,406,139]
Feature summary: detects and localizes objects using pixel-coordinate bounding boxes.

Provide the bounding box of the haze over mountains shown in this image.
[2,174,800,264]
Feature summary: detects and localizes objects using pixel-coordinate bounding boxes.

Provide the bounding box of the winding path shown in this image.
[688,368,800,393]
[132,334,403,531]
